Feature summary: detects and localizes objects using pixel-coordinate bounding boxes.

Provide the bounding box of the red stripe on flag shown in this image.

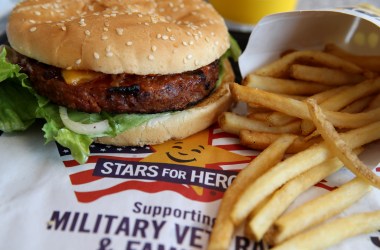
[74,180,224,203]
[211,132,239,140]
[215,144,254,152]
[70,169,102,185]
[315,180,337,191]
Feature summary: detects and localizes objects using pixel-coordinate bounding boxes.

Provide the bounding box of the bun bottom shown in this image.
[95,60,235,146]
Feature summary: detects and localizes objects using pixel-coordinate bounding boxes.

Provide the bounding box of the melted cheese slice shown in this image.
[62,69,103,85]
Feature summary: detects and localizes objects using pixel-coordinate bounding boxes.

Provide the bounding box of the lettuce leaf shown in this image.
[0,48,38,132]
[36,93,161,164]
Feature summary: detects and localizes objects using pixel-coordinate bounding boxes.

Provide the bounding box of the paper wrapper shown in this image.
[1,5,380,250]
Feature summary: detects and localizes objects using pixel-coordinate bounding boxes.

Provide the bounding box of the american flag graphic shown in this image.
[56,125,258,203]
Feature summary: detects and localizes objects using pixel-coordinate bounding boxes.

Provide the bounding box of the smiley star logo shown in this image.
[141,129,251,195]
[165,142,204,163]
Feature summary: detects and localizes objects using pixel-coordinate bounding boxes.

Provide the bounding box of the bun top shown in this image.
[7,0,230,75]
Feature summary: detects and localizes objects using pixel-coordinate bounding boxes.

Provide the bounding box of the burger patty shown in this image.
[10,49,219,114]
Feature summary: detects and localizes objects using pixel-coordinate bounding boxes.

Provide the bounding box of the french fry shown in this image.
[289,64,366,85]
[324,43,380,72]
[232,83,310,119]
[266,112,299,126]
[230,121,380,226]
[341,95,374,113]
[267,86,348,126]
[243,74,331,95]
[326,107,380,128]
[247,112,272,122]
[270,211,380,250]
[301,78,380,135]
[255,50,363,78]
[247,157,345,241]
[314,77,380,111]
[309,85,349,103]
[207,134,296,250]
[307,99,380,188]
[365,93,380,111]
[265,86,347,127]
[218,112,301,135]
[239,130,321,154]
[232,83,380,129]
[267,177,371,245]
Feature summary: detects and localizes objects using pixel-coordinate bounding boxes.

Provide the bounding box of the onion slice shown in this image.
[59,106,110,135]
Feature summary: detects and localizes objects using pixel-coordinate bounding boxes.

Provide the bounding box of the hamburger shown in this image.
[0,0,239,163]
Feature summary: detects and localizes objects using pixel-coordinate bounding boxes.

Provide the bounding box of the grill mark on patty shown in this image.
[107,84,141,95]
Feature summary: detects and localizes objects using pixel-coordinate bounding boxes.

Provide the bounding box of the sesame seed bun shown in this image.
[7,0,230,75]
[95,59,235,146]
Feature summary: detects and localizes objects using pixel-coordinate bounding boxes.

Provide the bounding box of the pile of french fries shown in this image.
[208,44,380,250]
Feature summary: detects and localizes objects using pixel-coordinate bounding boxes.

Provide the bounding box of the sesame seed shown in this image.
[93,52,100,59]
[187,54,193,59]
[29,19,36,24]
[162,35,169,40]
[106,46,111,52]
[103,27,109,32]
[156,34,162,39]
[75,59,82,65]
[85,30,91,36]
[29,27,37,32]
[79,19,86,27]
[194,60,199,66]
[126,41,133,46]
[151,45,157,52]
[182,41,188,46]
[34,11,41,16]
[166,27,172,32]
[151,16,158,24]
[106,52,113,57]
[116,28,124,35]
[170,36,175,41]
[61,26,66,31]
[148,54,155,61]
[101,35,109,40]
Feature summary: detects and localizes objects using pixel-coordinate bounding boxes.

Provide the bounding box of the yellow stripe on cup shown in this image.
[209,0,298,25]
